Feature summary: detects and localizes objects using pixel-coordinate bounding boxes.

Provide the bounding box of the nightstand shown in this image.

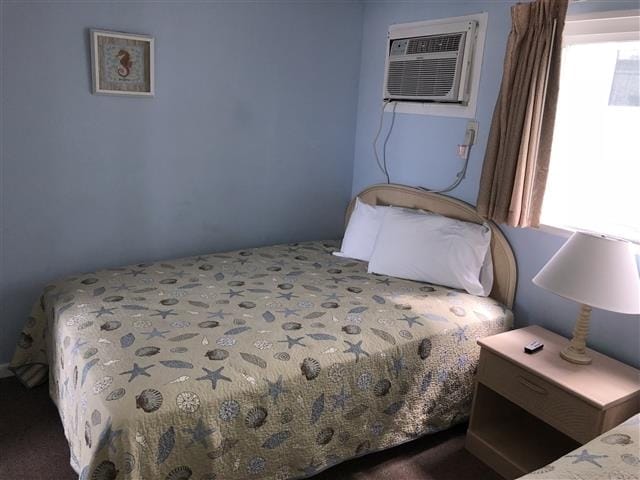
[465,325,640,479]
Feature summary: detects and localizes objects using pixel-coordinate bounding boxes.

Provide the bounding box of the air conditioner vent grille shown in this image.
[386,58,457,97]
[406,33,463,55]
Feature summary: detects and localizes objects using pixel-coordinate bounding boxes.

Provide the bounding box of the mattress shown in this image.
[10,240,513,480]
[517,414,640,480]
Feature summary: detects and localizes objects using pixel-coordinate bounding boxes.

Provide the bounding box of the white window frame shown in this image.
[561,9,640,46]
[383,12,488,119]
[538,9,640,244]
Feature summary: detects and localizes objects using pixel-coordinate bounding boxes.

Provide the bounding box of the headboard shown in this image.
[346,184,517,308]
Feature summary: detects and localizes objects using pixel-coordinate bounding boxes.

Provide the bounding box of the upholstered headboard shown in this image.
[346,184,517,308]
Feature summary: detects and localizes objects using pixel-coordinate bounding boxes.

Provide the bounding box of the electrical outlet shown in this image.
[457,120,479,160]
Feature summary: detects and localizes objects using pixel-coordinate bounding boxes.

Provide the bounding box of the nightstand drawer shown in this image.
[477,350,600,443]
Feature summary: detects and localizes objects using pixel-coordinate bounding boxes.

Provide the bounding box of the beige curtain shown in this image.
[477,0,568,227]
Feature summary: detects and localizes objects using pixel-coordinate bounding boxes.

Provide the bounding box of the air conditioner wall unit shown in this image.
[383,20,478,104]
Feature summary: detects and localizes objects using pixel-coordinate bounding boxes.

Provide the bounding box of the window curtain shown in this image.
[477,0,568,227]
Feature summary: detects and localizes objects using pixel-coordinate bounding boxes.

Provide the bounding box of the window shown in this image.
[540,10,640,242]
[609,49,639,106]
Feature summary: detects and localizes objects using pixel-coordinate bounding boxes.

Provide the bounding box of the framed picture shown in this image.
[90,29,154,97]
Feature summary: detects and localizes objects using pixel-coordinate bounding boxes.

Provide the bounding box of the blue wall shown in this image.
[0,1,363,363]
[351,0,640,367]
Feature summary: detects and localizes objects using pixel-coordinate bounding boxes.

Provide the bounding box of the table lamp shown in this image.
[533,232,640,365]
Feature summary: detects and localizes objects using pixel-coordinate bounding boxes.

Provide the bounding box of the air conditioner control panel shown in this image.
[389,39,409,57]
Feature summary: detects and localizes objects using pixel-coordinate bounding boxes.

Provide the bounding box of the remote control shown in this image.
[524,340,544,354]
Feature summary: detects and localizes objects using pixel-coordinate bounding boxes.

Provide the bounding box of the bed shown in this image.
[517,413,640,480]
[10,184,517,480]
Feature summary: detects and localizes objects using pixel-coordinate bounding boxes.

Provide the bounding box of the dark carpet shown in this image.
[0,376,501,480]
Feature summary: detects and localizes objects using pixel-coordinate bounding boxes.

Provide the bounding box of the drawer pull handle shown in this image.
[517,376,547,395]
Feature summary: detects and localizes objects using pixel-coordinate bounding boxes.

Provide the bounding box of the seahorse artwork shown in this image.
[116,49,132,78]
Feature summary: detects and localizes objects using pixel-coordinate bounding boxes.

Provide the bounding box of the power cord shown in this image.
[417,152,471,194]
[373,99,472,193]
[373,100,392,183]
[381,101,398,184]
[419,124,475,193]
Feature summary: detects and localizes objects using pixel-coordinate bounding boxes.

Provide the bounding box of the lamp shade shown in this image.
[533,232,640,314]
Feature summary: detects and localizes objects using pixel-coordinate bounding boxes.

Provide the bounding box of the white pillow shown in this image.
[334,198,389,262]
[479,246,494,297]
[368,208,493,296]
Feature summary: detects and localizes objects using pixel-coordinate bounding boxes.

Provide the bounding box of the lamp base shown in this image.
[559,303,593,365]
[560,345,592,365]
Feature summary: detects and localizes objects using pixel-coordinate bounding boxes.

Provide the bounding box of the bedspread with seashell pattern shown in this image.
[517,414,640,480]
[10,240,512,480]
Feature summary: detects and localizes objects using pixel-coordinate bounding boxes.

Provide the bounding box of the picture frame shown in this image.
[90,29,154,97]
